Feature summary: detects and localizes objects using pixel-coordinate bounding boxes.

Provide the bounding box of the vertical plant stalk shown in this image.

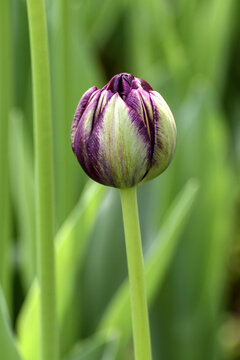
[53,0,72,227]
[0,0,12,307]
[26,1,58,360]
[120,187,152,360]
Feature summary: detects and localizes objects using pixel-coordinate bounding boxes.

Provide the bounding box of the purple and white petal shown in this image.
[104,73,134,100]
[133,77,153,92]
[73,90,101,179]
[87,93,152,188]
[93,90,114,125]
[142,91,177,182]
[125,88,154,146]
[71,86,97,149]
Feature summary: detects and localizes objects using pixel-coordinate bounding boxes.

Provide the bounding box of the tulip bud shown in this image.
[71,73,176,188]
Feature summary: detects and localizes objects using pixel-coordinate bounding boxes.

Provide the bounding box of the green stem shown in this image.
[26,1,58,360]
[53,0,71,227]
[0,0,12,308]
[120,187,152,360]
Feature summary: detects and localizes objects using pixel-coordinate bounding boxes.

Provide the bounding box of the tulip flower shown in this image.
[71,73,176,188]
[71,73,177,360]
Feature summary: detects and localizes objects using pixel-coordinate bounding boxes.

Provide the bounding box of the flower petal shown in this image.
[71,86,97,149]
[143,91,177,182]
[103,73,135,100]
[87,93,152,188]
[125,88,154,146]
[134,77,153,91]
[94,90,114,123]
[73,90,102,181]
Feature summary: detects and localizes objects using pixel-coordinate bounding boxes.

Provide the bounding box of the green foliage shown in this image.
[0,287,22,360]
[0,0,12,309]
[63,332,119,360]
[10,110,36,290]
[17,183,106,360]
[0,0,239,359]
[99,180,199,358]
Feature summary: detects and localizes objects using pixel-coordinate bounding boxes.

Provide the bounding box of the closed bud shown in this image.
[71,73,176,188]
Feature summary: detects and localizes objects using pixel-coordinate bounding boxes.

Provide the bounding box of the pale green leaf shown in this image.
[99,179,199,356]
[63,332,119,360]
[9,109,36,290]
[17,182,106,360]
[0,286,23,360]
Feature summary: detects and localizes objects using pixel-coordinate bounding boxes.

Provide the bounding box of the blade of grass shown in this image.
[148,83,235,360]
[63,332,119,360]
[80,189,127,336]
[9,109,36,290]
[56,183,105,353]
[49,0,105,228]
[0,286,23,360]
[26,0,57,358]
[0,0,12,308]
[17,182,106,360]
[191,109,236,359]
[99,179,199,357]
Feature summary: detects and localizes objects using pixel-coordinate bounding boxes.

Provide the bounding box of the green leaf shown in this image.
[98,179,199,356]
[9,109,36,290]
[0,0,12,309]
[17,182,106,360]
[63,332,119,360]
[49,0,105,227]
[0,286,23,360]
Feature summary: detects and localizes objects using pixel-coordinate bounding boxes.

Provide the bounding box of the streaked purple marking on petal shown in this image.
[124,103,152,164]
[87,124,115,186]
[125,89,155,148]
[122,97,153,186]
[87,94,152,187]
[137,77,153,91]
[149,90,176,172]
[71,86,97,149]
[149,92,163,157]
[73,90,102,179]
[86,105,116,186]
[124,103,153,185]
[93,90,114,127]
[138,90,155,143]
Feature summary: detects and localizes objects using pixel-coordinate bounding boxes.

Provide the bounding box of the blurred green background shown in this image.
[0,0,240,359]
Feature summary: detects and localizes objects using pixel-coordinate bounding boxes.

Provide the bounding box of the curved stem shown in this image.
[26,1,58,359]
[120,187,152,360]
